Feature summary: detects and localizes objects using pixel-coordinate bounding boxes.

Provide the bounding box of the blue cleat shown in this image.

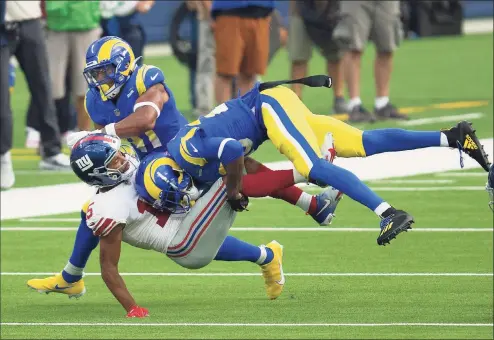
[310,186,343,226]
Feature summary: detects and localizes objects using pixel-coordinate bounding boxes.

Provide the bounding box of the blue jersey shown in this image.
[85,64,188,159]
[166,84,268,185]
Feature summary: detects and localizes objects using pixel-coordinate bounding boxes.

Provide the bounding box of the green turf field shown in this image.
[1,33,493,339]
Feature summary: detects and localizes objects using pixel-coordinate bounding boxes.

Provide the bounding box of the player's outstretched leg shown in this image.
[361,122,490,171]
[214,236,284,300]
[26,210,96,298]
[241,160,342,226]
[306,112,490,171]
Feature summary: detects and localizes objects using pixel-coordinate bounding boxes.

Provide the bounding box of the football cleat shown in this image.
[27,273,86,299]
[310,187,343,226]
[444,121,491,171]
[260,241,285,300]
[377,210,414,246]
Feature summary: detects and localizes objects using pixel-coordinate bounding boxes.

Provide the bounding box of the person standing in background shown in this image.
[333,1,409,122]
[288,0,347,115]
[45,1,102,132]
[100,1,155,65]
[25,0,77,150]
[212,0,273,104]
[186,0,215,116]
[1,1,70,184]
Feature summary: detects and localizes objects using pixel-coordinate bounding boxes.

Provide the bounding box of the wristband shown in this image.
[104,123,117,136]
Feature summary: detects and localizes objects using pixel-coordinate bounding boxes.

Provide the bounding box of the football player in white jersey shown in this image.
[27,133,341,317]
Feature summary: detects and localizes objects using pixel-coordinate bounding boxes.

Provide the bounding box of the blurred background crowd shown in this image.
[0,0,485,190]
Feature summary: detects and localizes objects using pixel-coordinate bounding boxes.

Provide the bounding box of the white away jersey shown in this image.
[85,174,185,253]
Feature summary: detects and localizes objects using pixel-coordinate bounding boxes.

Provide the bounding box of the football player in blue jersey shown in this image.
[67,36,188,159]
[166,75,492,246]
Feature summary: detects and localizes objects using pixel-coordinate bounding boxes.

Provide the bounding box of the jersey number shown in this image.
[136,199,168,227]
[86,202,95,219]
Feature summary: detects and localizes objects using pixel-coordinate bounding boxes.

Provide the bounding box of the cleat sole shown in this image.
[377,216,414,246]
[27,284,86,299]
[459,121,491,171]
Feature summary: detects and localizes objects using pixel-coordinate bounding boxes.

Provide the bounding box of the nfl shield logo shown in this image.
[114,109,120,116]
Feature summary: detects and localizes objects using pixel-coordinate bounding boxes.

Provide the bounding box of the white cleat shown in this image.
[39,153,71,171]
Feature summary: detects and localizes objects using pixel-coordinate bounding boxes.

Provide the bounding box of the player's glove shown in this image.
[67,130,101,149]
[227,193,249,212]
[126,305,149,318]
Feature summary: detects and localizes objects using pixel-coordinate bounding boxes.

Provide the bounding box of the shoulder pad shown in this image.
[135,65,165,96]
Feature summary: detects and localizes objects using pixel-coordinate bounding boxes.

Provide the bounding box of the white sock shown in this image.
[296,192,313,213]
[375,96,389,110]
[293,169,306,184]
[63,262,84,277]
[348,97,362,110]
[374,202,392,217]
[256,246,267,265]
[440,132,449,147]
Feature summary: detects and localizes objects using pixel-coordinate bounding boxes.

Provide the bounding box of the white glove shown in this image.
[67,130,101,149]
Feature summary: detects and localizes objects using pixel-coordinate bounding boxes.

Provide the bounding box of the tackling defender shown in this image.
[165,76,491,246]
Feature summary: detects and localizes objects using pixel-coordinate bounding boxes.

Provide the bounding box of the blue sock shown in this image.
[363,129,441,156]
[61,211,100,283]
[214,236,274,265]
[310,160,385,211]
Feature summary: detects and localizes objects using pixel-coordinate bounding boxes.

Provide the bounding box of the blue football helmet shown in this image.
[135,153,199,214]
[83,36,137,99]
[70,133,138,187]
[487,165,494,211]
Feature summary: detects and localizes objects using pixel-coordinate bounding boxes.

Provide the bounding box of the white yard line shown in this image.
[361,186,484,191]
[399,113,483,127]
[2,272,492,277]
[435,172,488,177]
[1,322,492,327]
[368,179,455,184]
[1,227,492,232]
[14,170,74,176]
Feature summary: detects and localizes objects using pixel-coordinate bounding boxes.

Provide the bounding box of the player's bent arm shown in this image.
[99,224,137,312]
[201,137,245,199]
[102,84,169,138]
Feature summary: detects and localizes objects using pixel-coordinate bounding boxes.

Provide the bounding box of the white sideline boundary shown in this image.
[1,227,492,232]
[2,272,492,277]
[1,322,492,327]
